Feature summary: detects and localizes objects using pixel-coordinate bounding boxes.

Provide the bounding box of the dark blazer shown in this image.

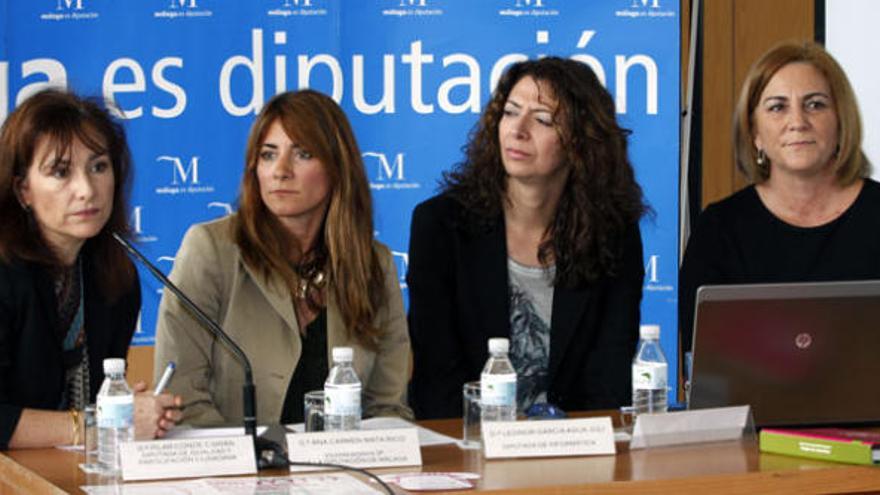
[407,194,644,419]
[0,254,140,449]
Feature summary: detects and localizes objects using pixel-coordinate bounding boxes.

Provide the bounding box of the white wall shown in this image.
[826,0,880,177]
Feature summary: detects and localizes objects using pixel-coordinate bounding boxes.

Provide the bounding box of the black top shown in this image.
[0,251,140,449]
[406,193,644,419]
[279,308,328,424]
[679,179,880,355]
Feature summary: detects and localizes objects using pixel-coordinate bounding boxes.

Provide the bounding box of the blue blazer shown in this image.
[0,253,139,449]
[406,194,644,419]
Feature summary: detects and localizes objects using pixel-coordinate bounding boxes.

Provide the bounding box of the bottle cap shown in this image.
[488,338,509,354]
[639,324,660,340]
[332,346,354,362]
[103,358,125,375]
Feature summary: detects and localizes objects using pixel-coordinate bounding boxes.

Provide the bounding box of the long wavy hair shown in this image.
[0,88,135,299]
[443,57,648,287]
[233,90,385,346]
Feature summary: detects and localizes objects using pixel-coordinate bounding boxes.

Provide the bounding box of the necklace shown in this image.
[295,269,326,300]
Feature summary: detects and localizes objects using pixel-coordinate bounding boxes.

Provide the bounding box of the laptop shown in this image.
[687,279,880,428]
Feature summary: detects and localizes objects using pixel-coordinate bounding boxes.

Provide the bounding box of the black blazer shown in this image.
[406,194,644,419]
[0,254,140,449]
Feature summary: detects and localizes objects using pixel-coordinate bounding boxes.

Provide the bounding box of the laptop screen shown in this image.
[688,280,880,427]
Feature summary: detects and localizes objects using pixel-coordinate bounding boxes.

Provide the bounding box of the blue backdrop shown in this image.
[0,0,681,401]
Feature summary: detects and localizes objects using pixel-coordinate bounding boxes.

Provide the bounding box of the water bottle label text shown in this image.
[633,362,667,390]
[324,387,361,416]
[481,374,517,407]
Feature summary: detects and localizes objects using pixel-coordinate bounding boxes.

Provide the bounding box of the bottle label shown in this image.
[324,385,361,416]
[480,373,517,407]
[632,362,667,391]
[97,395,134,429]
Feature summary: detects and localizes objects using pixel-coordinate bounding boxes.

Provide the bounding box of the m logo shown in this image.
[207,202,233,216]
[363,152,405,181]
[644,254,660,284]
[515,0,544,7]
[129,205,158,242]
[169,0,197,7]
[157,155,200,185]
[130,206,144,235]
[283,0,312,6]
[399,0,427,6]
[392,251,409,289]
[631,0,660,8]
[56,0,83,10]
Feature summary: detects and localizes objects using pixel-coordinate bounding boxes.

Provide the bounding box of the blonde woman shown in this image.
[680,41,877,355]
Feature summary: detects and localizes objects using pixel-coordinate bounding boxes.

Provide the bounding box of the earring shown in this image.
[756,149,766,166]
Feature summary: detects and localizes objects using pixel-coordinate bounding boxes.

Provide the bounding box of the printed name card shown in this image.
[630,405,752,449]
[286,428,422,472]
[482,417,616,459]
[119,435,256,481]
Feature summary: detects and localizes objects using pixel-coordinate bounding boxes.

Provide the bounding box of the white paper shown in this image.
[287,428,422,471]
[396,474,472,490]
[379,472,479,491]
[286,417,457,446]
[119,435,256,481]
[361,417,458,446]
[81,473,384,494]
[482,417,616,459]
[630,405,751,449]
[63,426,269,452]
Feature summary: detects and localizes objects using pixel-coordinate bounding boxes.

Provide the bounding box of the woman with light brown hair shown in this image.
[154,90,412,426]
[679,41,877,356]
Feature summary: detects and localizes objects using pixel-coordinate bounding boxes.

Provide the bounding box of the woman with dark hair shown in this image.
[407,57,648,419]
[155,89,412,426]
[0,89,180,449]
[679,41,878,357]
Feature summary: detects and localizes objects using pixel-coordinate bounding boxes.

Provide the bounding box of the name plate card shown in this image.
[120,435,256,481]
[286,428,422,472]
[482,417,616,459]
[630,405,752,449]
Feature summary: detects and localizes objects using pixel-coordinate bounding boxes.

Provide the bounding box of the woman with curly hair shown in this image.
[155,90,412,426]
[407,57,648,419]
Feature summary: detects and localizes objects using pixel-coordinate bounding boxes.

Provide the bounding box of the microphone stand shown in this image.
[113,233,287,469]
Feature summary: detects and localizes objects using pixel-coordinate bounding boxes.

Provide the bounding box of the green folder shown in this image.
[760,428,880,466]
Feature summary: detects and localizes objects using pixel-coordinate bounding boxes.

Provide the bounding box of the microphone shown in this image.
[113,232,287,469]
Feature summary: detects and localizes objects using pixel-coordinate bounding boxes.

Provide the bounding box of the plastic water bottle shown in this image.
[480,338,517,422]
[96,358,134,474]
[632,324,668,416]
[324,347,362,431]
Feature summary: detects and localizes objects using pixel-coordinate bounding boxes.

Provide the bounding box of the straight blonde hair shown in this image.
[734,41,869,184]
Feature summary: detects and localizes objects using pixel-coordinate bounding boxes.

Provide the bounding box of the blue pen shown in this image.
[153,362,176,396]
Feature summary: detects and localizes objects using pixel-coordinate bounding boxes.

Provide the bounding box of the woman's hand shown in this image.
[132,381,183,440]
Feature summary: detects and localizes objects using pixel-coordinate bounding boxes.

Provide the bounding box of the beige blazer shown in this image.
[154,215,413,426]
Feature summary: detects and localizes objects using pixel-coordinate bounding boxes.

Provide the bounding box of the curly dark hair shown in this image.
[443,57,648,288]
